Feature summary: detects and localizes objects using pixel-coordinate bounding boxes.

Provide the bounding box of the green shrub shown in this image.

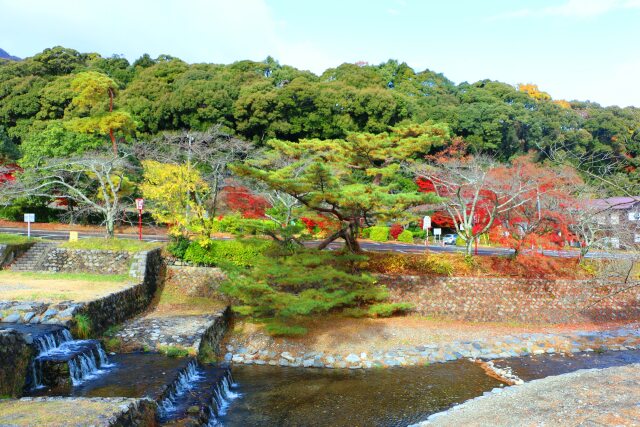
[342,307,368,318]
[264,322,308,337]
[183,239,272,269]
[360,227,372,239]
[397,230,414,243]
[216,213,278,236]
[220,248,389,334]
[167,236,191,259]
[455,236,466,246]
[159,345,190,358]
[369,226,389,242]
[367,302,414,317]
[73,314,92,339]
[411,229,426,239]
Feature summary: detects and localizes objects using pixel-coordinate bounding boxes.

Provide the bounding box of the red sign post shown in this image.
[135,198,144,241]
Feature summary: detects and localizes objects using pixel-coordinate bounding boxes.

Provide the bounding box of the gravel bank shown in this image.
[414,363,640,426]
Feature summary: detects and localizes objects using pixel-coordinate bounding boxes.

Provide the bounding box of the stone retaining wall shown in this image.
[0,249,163,333]
[41,248,131,275]
[198,306,232,361]
[383,275,640,323]
[165,265,227,298]
[77,249,163,334]
[0,328,34,397]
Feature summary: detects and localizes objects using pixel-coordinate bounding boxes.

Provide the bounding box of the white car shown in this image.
[442,234,457,245]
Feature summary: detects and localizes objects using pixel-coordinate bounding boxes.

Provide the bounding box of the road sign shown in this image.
[23,213,35,238]
[135,199,144,241]
[422,215,431,230]
[69,231,78,242]
[433,228,442,236]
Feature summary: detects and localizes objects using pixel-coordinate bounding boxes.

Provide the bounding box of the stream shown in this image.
[10,324,640,426]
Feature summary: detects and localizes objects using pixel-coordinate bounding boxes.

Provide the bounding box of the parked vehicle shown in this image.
[442,234,457,245]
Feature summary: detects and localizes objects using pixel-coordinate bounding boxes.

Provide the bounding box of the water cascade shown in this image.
[157,360,240,425]
[207,369,239,426]
[30,328,111,389]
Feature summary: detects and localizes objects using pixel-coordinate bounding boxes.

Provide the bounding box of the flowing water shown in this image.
[0,323,111,389]
[218,361,504,427]
[492,349,640,381]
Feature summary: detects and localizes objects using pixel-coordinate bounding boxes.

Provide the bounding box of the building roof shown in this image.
[590,196,640,210]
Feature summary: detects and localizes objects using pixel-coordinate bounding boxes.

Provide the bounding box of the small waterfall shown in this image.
[34,328,73,354]
[30,328,111,389]
[157,360,202,418]
[207,370,240,426]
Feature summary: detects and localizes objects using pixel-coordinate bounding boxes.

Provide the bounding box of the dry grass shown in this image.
[144,282,227,318]
[0,271,131,303]
[231,314,636,355]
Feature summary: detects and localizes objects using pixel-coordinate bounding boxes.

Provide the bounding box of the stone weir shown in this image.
[0,323,111,392]
[157,359,238,426]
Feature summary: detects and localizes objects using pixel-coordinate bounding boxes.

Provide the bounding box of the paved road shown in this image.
[0,226,632,259]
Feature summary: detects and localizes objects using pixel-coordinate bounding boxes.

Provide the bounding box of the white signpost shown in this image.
[433,228,442,236]
[422,215,431,245]
[24,213,35,238]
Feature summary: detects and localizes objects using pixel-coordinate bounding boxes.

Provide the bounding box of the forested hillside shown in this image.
[0,46,638,189]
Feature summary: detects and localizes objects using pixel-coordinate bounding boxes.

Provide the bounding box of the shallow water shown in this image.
[220,361,504,427]
[493,349,640,381]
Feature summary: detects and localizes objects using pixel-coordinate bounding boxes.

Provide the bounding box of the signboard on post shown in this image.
[422,215,431,230]
[433,228,442,236]
[23,213,35,238]
[135,198,144,241]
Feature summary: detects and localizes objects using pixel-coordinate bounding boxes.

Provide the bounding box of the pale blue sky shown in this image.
[1,0,639,107]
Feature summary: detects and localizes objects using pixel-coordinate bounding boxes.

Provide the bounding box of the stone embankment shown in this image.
[414,363,640,426]
[226,327,640,369]
[384,275,640,324]
[0,397,157,427]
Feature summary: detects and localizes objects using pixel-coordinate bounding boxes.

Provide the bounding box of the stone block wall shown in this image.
[76,249,163,334]
[383,275,640,324]
[198,306,232,362]
[41,248,131,275]
[0,328,34,397]
[165,265,227,298]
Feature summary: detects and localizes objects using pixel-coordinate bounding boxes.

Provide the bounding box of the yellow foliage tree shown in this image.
[518,83,551,101]
[140,160,211,237]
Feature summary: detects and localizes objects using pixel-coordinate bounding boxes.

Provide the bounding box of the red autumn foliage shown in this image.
[389,223,404,240]
[221,185,270,219]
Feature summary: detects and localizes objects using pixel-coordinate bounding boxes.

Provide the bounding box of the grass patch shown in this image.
[367,302,414,318]
[0,233,41,244]
[158,345,192,358]
[73,314,92,339]
[60,238,162,253]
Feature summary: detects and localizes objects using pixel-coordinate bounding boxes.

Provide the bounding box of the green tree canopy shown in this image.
[231,123,448,252]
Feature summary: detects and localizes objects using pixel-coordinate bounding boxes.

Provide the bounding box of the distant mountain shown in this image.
[0,48,21,61]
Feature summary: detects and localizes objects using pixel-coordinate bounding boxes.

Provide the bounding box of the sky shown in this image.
[1,0,639,107]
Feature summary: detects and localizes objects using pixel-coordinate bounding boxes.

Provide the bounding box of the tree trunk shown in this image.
[317,229,343,250]
[465,237,474,256]
[105,213,115,239]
